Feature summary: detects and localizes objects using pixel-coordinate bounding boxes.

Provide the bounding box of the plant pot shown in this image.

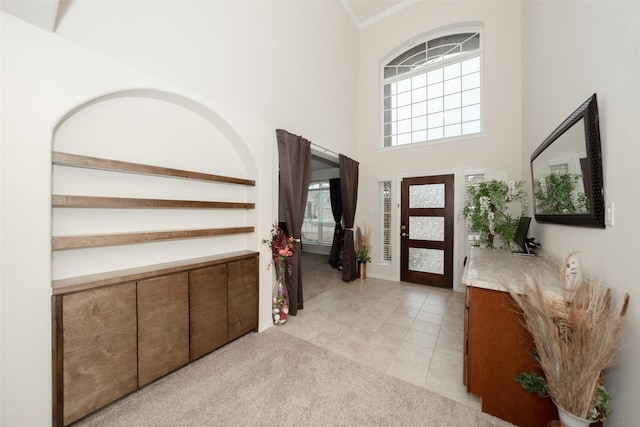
[358,262,366,279]
[556,404,592,427]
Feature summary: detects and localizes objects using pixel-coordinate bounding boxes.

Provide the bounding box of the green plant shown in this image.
[462,179,527,247]
[356,225,371,263]
[514,371,612,422]
[514,372,548,398]
[534,173,590,214]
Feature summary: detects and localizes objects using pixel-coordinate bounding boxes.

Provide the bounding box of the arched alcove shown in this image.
[51,89,258,280]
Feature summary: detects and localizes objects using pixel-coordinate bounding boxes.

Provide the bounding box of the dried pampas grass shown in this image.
[504,253,629,420]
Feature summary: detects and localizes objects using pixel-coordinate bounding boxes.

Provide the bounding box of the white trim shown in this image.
[339,0,360,29]
[377,131,487,153]
[359,0,419,30]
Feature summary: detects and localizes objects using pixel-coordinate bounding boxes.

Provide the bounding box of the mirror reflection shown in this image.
[531,118,590,214]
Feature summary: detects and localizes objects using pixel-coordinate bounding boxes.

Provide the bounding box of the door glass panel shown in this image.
[408,248,444,275]
[409,216,444,241]
[409,183,445,208]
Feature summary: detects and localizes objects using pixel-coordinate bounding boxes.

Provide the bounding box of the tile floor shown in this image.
[281,258,481,409]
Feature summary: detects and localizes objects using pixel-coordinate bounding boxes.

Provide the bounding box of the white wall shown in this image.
[521,2,640,426]
[0,1,358,424]
[356,1,522,289]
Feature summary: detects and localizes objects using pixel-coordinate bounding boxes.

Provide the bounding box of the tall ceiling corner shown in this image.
[1,0,61,32]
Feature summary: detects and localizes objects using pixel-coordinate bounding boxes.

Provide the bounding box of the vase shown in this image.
[556,404,592,427]
[272,257,289,326]
[358,261,366,279]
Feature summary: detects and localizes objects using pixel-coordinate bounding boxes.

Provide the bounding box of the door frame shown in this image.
[394,170,463,290]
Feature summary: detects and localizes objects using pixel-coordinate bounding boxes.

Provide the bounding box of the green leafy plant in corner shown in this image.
[534,173,590,214]
[462,179,527,247]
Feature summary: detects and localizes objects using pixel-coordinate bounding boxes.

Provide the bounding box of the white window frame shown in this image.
[378,179,392,265]
[380,26,484,149]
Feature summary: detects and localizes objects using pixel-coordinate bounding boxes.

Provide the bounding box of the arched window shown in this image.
[382,28,483,147]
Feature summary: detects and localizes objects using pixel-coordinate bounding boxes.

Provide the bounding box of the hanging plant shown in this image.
[462,179,527,247]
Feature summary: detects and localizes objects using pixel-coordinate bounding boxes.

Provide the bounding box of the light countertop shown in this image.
[462,247,564,295]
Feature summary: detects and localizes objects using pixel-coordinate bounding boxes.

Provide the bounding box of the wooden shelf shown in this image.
[52,151,255,187]
[52,195,254,210]
[52,227,254,251]
[52,251,258,295]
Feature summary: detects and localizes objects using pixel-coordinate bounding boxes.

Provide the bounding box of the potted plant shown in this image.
[355,225,371,279]
[505,253,630,426]
[462,179,527,247]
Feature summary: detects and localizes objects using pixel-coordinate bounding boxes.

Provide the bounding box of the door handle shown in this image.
[401,232,409,238]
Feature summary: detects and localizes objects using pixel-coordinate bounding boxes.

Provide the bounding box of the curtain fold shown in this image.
[339,155,359,281]
[328,178,343,269]
[276,129,311,315]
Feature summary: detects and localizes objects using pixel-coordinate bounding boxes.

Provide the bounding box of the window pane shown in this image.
[462,56,480,74]
[463,120,481,134]
[397,91,411,107]
[444,63,461,80]
[397,77,411,93]
[427,97,443,113]
[463,104,480,121]
[444,124,461,137]
[428,127,444,140]
[412,130,427,143]
[444,108,461,125]
[397,105,411,120]
[412,73,427,88]
[462,88,480,106]
[412,115,427,131]
[444,93,461,110]
[384,84,392,97]
[398,118,411,133]
[413,101,427,117]
[397,133,411,145]
[427,112,443,128]
[427,68,443,84]
[462,72,480,90]
[412,87,427,103]
[409,183,445,208]
[408,248,444,274]
[427,82,443,100]
[443,78,461,95]
[409,216,444,241]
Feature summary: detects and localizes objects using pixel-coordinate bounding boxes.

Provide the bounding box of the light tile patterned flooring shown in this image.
[281,255,481,409]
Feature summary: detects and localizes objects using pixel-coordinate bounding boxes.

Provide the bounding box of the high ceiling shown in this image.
[341,0,416,29]
[1,1,416,33]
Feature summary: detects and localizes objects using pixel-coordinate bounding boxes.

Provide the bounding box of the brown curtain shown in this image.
[328,178,343,268]
[339,154,359,281]
[276,129,311,315]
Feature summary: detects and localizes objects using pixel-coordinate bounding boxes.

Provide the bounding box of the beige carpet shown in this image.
[74,327,512,426]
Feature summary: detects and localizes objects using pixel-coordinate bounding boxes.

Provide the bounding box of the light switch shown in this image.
[606,202,615,226]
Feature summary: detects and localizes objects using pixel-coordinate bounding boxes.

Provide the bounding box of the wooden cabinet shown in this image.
[137,272,189,387]
[52,252,258,426]
[56,282,138,426]
[228,258,258,341]
[189,265,228,360]
[464,286,557,427]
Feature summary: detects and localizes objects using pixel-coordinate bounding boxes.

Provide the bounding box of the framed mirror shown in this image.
[530,94,605,228]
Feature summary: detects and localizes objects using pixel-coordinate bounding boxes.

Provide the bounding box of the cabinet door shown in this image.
[61,282,137,426]
[137,272,189,387]
[189,265,228,360]
[227,257,258,341]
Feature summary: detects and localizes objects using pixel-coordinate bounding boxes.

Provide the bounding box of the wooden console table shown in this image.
[462,248,561,427]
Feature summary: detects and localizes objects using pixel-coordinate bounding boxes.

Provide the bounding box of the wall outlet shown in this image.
[606,202,615,226]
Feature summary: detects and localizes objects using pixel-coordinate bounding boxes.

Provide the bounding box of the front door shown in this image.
[400,174,454,288]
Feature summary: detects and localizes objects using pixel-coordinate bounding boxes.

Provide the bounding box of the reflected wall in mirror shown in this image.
[530,94,605,228]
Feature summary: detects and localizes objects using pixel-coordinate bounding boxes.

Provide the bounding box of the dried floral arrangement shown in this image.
[262,222,294,275]
[355,225,371,263]
[504,254,630,422]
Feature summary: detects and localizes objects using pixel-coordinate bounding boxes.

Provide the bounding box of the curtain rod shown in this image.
[310,142,339,158]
